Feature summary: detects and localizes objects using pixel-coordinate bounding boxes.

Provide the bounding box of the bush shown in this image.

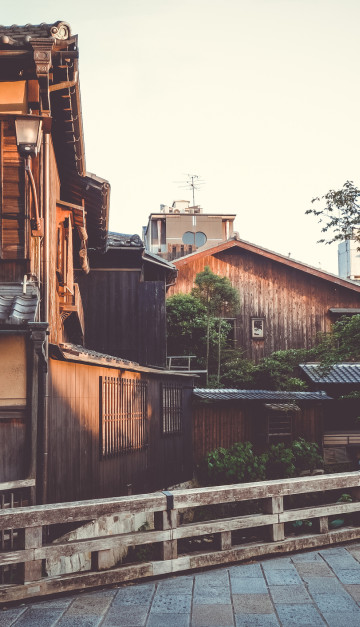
[205,442,266,485]
[291,438,323,472]
[263,443,296,479]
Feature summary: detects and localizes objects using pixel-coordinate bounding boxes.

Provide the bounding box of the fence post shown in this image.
[217,530,232,551]
[264,496,284,542]
[155,492,178,560]
[21,526,43,583]
[319,516,329,534]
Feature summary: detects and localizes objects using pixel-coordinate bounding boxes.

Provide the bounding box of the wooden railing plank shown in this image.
[0,472,360,604]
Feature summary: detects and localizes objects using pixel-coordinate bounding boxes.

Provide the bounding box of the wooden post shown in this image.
[21,526,42,583]
[217,530,232,550]
[319,516,329,534]
[264,496,284,542]
[154,509,178,560]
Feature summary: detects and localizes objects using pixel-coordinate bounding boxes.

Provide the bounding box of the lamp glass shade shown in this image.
[15,118,42,155]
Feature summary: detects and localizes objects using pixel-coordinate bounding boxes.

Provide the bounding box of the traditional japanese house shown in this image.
[192,388,331,465]
[0,21,193,505]
[300,363,360,467]
[77,232,177,367]
[168,237,360,362]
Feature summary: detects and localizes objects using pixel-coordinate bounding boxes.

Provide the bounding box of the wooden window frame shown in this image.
[100,376,148,458]
[162,383,183,435]
[251,317,265,339]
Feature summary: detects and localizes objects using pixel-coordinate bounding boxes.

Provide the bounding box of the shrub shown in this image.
[291,438,323,472]
[263,443,296,479]
[205,442,266,485]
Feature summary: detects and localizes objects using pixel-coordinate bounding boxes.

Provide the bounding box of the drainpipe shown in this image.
[41,132,50,505]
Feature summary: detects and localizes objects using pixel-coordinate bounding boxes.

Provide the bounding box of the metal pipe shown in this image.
[25,156,41,230]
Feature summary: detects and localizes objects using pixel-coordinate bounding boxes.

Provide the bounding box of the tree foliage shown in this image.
[306,180,360,247]
[192,267,240,385]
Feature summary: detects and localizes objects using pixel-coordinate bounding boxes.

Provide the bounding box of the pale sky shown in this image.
[3,0,360,274]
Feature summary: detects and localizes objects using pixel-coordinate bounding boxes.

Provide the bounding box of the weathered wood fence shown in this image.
[1,472,360,604]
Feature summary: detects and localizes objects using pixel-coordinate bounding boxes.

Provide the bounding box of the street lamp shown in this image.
[15,116,43,234]
[15,116,42,157]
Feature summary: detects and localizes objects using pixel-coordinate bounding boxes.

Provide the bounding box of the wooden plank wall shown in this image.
[77,270,140,362]
[47,359,193,503]
[139,281,166,367]
[0,120,25,260]
[193,401,324,465]
[169,248,360,361]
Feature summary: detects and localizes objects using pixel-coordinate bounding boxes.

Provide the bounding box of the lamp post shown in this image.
[15,115,43,235]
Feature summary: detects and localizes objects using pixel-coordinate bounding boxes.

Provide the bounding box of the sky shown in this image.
[2,0,360,274]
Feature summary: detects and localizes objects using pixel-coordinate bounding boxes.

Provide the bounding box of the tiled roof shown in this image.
[51,343,193,378]
[0,283,39,325]
[0,21,71,44]
[107,232,143,249]
[193,389,332,401]
[300,363,360,385]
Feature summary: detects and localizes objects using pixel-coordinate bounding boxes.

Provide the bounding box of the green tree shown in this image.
[191,267,240,385]
[306,180,360,247]
[313,314,360,369]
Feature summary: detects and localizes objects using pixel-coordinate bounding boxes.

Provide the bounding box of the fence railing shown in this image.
[1,472,360,603]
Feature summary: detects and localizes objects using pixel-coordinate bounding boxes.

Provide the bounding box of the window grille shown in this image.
[162,383,183,434]
[100,377,148,458]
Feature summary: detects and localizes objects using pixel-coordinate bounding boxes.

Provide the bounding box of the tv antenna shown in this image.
[174,174,205,207]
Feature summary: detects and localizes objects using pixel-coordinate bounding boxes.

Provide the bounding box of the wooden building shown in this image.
[299,363,360,467]
[0,22,193,505]
[169,237,360,362]
[192,388,330,465]
[77,232,177,367]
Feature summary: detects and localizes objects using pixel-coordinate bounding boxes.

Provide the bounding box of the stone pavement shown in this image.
[3,543,360,626]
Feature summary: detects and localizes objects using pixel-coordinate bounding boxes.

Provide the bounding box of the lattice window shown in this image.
[162,383,183,435]
[100,377,148,458]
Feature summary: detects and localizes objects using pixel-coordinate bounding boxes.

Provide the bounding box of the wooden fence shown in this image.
[1,472,360,603]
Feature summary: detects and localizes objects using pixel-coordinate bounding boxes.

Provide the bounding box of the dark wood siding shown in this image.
[47,358,193,503]
[193,401,325,465]
[170,247,360,362]
[139,281,166,367]
[77,270,140,362]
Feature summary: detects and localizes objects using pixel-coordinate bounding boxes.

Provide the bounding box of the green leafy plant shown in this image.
[205,442,265,485]
[291,438,323,473]
[263,443,296,480]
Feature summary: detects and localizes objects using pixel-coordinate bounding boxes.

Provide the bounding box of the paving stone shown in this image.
[194,570,229,586]
[10,607,66,626]
[321,612,360,627]
[312,592,360,613]
[64,591,115,615]
[348,548,360,563]
[305,576,347,594]
[150,593,192,613]
[232,593,273,614]
[269,584,311,604]
[291,552,323,563]
[156,577,193,594]
[192,603,234,627]
[101,605,149,627]
[193,590,231,605]
[234,614,279,626]
[229,563,263,578]
[230,577,268,594]
[294,561,333,577]
[0,607,27,626]
[263,568,302,586]
[113,585,155,606]
[30,597,75,609]
[275,603,325,626]
[56,618,102,627]
[261,557,293,570]
[146,613,190,627]
[334,568,360,584]
[345,584,360,603]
